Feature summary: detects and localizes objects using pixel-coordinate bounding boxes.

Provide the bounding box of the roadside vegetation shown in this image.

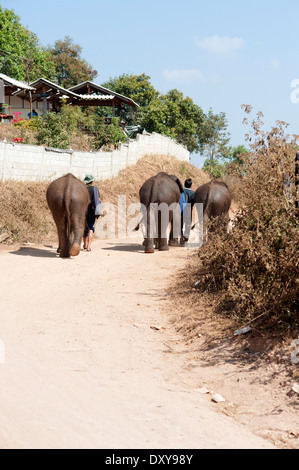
[177,109,299,335]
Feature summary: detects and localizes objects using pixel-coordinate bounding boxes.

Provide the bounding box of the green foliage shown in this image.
[139,87,206,152]
[101,73,159,126]
[48,36,97,88]
[101,74,231,154]
[59,103,127,149]
[60,100,92,132]
[201,109,230,165]
[90,116,127,150]
[202,158,226,178]
[202,145,249,178]
[35,113,71,149]
[201,109,247,178]
[102,73,159,108]
[226,144,249,165]
[0,7,55,81]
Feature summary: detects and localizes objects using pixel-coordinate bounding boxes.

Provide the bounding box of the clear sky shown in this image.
[2,0,299,167]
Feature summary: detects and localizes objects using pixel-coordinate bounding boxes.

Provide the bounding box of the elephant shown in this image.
[137,172,184,253]
[46,173,90,258]
[193,180,232,233]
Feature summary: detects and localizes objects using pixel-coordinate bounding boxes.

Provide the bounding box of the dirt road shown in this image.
[0,236,275,449]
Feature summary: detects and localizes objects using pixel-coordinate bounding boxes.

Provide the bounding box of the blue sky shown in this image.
[2,0,299,167]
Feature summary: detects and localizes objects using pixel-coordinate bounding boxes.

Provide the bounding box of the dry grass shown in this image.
[0,122,34,144]
[0,180,53,244]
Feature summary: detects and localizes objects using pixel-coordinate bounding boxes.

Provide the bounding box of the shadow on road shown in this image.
[9,246,59,258]
[101,243,144,253]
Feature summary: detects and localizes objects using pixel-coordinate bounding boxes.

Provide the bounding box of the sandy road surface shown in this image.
[0,237,275,449]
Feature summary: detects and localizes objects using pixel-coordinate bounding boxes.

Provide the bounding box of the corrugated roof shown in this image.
[0,73,35,91]
[69,81,139,107]
[27,78,79,98]
[77,94,115,101]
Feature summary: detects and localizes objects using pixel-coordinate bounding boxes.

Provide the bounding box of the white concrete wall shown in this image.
[0,132,190,182]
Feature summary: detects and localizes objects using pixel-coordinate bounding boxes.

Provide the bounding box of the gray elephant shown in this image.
[194,179,232,232]
[137,172,184,253]
[46,173,90,258]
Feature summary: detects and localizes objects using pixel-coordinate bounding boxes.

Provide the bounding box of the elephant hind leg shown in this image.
[69,212,85,256]
[69,243,80,256]
[55,217,70,258]
[144,239,155,253]
[158,212,169,251]
[143,206,155,253]
[159,243,169,251]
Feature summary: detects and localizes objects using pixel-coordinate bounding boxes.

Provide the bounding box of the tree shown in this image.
[202,143,248,178]
[101,73,159,125]
[141,89,206,153]
[48,36,97,89]
[103,74,229,154]
[102,73,159,108]
[35,112,71,149]
[225,144,249,165]
[102,75,208,152]
[221,144,249,176]
[201,109,231,176]
[90,116,127,150]
[0,7,55,81]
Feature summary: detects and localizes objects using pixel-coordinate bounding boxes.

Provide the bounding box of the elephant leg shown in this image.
[158,211,169,251]
[168,209,181,247]
[53,213,69,257]
[69,213,84,256]
[144,207,154,253]
[58,220,70,258]
[182,204,192,242]
[144,238,154,253]
[143,237,158,249]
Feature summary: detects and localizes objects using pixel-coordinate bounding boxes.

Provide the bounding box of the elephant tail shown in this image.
[63,184,72,242]
[169,175,184,193]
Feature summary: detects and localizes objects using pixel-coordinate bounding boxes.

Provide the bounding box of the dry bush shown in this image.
[192,109,299,332]
[0,123,92,151]
[0,123,37,145]
[0,180,55,243]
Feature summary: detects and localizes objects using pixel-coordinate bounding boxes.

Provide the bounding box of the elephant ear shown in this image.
[169,174,184,193]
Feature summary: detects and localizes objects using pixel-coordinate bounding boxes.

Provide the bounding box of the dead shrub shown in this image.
[193,109,299,332]
[0,181,55,243]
